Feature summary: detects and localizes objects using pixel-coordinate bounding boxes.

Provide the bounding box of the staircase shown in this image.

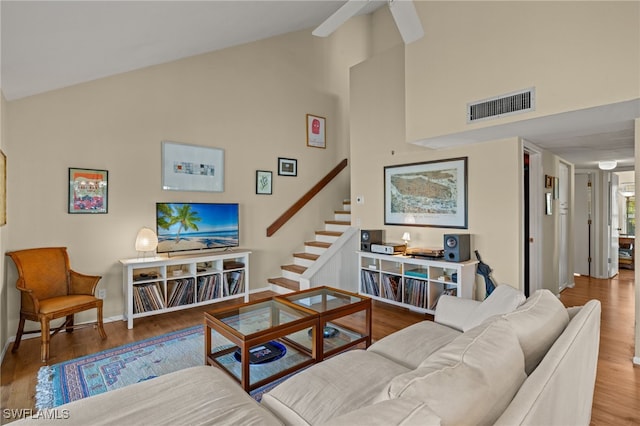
[268,200,351,293]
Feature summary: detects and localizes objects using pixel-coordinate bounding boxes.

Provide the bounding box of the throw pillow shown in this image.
[502,289,570,375]
[462,284,526,331]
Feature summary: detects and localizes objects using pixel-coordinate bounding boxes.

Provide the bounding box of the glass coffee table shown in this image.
[204,298,319,392]
[277,286,372,361]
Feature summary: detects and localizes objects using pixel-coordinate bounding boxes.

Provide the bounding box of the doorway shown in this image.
[523,143,542,296]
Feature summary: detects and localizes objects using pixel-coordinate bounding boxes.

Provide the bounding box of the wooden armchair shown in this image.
[6,247,107,362]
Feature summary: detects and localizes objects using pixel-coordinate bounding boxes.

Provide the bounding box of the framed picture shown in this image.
[161,140,224,192]
[306,114,326,148]
[545,175,553,188]
[553,177,559,199]
[545,192,553,215]
[68,168,108,214]
[0,150,5,226]
[256,170,272,195]
[384,157,468,228]
[278,157,297,176]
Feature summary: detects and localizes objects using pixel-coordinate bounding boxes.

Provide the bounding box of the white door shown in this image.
[573,173,593,276]
[609,173,620,277]
[558,163,570,290]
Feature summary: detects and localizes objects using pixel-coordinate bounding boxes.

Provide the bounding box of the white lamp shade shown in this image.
[135,227,158,252]
[598,160,617,170]
[402,232,411,242]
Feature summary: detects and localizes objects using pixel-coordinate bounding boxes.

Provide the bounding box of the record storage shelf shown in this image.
[120,250,250,328]
[358,251,477,314]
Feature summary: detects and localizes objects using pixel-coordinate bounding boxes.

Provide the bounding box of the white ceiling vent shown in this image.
[467,87,535,123]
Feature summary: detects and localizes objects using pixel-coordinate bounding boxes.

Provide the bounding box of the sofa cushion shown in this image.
[320,398,442,426]
[462,284,526,332]
[367,320,460,369]
[502,288,570,374]
[12,366,283,426]
[261,349,410,425]
[382,318,526,426]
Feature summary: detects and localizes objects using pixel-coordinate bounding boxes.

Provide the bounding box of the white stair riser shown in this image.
[334,213,351,221]
[294,257,315,268]
[316,234,339,244]
[325,223,349,232]
[269,284,292,294]
[283,270,302,281]
[305,245,328,256]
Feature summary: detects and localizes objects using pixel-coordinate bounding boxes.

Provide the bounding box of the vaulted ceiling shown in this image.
[1,1,636,170]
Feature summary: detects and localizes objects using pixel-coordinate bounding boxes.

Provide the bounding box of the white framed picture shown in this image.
[161,141,224,192]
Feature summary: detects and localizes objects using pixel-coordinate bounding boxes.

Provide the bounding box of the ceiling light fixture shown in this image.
[598,160,617,170]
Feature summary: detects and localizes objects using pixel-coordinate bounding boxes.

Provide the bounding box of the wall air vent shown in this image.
[467,87,535,123]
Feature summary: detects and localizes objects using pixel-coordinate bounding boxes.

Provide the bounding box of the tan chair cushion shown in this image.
[38,295,100,315]
[382,318,526,426]
[502,289,570,374]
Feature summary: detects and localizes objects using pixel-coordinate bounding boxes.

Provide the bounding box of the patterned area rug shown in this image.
[36,326,203,409]
[35,326,290,410]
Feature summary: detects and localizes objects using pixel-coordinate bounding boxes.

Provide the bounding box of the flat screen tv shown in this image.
[156,202,239,254]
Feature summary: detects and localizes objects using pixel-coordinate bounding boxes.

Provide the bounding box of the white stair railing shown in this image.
[298,226,360,293]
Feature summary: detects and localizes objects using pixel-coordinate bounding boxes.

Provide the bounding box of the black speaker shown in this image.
[443,234,471,262]
[361,230,384,251]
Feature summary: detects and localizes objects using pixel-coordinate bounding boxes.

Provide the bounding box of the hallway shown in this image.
[560,269,639,425]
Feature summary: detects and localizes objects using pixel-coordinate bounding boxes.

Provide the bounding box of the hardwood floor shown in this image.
[559,269,640,426]
[1,274,638,425]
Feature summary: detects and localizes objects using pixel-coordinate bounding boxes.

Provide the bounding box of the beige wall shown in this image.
[350,45,523,299]
[349,3,599,298]
[406,1,640,142]
[3,25,368,337]
[1,93,6,353]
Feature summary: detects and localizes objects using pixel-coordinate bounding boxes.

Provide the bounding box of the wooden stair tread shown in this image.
[281,264,307,274]
[325,220,350,225]
[334,210,351,214]
[305,241,332,248]
[294,252,319,261]
[315,230,342,237]
[267,277,300,291]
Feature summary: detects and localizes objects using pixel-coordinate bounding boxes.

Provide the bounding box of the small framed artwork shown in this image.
[553,177,560,199]
[256,170,272,195]
[545,192,553,215]
[306,114,326,148]
[161,140,224,192]
[278,157,297,176]
[384,157,468,228]
[68,168,108,214]
[545,175,553,188]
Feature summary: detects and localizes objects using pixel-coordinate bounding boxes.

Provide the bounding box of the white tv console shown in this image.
[120,250,250,329]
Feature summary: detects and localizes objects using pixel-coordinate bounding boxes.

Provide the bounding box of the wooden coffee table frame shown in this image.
[278,286,372,361]
[204,287,372,392]
[204,298,319,392]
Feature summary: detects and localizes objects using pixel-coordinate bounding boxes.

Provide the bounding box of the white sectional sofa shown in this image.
[14,286,601,425]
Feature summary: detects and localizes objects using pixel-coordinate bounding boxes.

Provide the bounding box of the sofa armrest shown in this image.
[434,296,481,331]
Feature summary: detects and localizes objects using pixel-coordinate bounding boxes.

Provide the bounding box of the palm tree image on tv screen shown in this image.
[156,202,239,253]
